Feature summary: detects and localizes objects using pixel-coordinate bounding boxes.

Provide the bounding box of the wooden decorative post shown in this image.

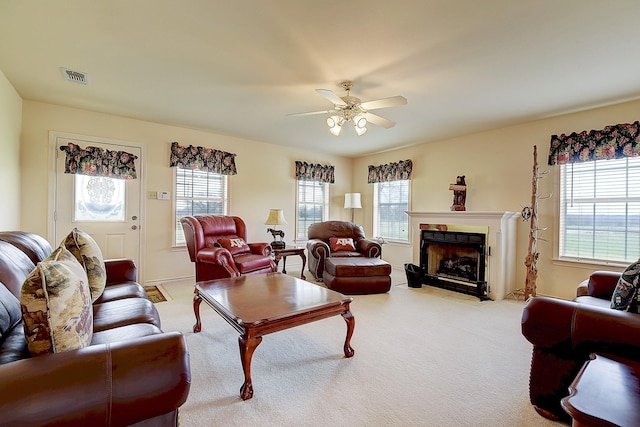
[524,146,539,300]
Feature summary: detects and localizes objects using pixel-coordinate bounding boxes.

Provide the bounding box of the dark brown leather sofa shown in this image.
[521,270,640,422]
[306,221,382,281]
[0,231,191,427]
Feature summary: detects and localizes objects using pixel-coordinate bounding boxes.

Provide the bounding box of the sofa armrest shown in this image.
[307,239,330,259]
[104,258,137,285]
[248,242,272,257]
[356,238,382,258]
[0,331,190,427]
[196,247,239,277]
[522,296,640,355]
[579,270,621,299]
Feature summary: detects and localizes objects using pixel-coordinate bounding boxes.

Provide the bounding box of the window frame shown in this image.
[173,167,229,247]
[295,179,330,241]
[373,179,411,244]
[556,157,640,266]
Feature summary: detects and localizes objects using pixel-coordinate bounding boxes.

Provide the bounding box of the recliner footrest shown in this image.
[324,258,391,295]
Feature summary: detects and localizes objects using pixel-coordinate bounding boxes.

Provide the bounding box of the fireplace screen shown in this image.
[420,230,488,299]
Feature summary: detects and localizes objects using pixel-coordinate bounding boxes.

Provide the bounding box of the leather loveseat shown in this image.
[521,270,640,421]
[0,231,191,427]
[306,221,382,281]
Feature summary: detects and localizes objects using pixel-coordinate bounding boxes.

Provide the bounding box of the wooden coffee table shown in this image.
[193,273,355,400]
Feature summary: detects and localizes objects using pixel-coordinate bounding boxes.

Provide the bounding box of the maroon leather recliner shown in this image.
[306,221,382,281]
[180,215,276,282]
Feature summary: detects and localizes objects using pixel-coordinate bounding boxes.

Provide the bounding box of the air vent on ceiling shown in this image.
[61,68,89,85]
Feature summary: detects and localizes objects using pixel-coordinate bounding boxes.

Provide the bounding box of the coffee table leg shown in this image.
[342,307,355,358]
[193,291,203,333]
[239,331,262,400]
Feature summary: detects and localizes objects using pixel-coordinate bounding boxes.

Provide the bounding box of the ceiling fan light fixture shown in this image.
[329,124,342,136]
[291,81,406,135]
[327,115,345,136]
[327,115,343,136]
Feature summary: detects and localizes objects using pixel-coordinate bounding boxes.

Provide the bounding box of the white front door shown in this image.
[53,134,142,275]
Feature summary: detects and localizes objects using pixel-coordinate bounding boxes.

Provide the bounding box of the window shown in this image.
[559,157,640,264]
[74,175,125,221]
[174,168,228,246]
[296,180,329,240]
[373,179,410,242]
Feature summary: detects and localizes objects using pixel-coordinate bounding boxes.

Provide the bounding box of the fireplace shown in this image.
[407,211,519,301]
[420,229,488,300]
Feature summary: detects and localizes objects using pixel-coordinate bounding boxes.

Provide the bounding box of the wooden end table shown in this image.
[272,246,306,280]
[193,273,354,400]
[561,353,640,427]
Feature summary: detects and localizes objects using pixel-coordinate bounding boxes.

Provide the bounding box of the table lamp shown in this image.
[264,209,287,249]
[344,193,362,223]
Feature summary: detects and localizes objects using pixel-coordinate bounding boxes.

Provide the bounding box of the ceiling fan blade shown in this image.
[363,112,396,128]
[316,89,347,106]
[287,109,336,117]
[360,96,407,111]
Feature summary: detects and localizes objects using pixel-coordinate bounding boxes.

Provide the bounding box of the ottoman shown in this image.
[324,257,391,295]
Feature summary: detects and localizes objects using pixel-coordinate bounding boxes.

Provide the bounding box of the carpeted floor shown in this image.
[155,269,558,427]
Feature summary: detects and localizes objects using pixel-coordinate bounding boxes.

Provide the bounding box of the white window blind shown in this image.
[559,157,640,263]
[174,168,228,246]
[374,179,410,242]
[296,180,329,240]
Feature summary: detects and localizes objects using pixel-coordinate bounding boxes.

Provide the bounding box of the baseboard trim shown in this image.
[144,275,194,287]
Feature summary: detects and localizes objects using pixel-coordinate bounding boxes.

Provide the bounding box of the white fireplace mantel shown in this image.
[406,211,520,300]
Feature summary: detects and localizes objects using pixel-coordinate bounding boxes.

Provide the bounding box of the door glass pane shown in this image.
[74,174,125,222]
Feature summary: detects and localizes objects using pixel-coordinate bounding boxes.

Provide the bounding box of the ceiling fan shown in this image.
[289,81,407,136]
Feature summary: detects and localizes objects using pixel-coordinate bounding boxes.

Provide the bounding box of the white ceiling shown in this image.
[2,1,640,157]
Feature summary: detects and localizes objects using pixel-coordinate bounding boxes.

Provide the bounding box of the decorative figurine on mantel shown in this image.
[449,175,467,211]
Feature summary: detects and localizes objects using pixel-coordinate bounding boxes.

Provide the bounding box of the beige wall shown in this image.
[0,69,22,230]
[13,85,640,298]
[355,99,640,299]
[20,100,352,284]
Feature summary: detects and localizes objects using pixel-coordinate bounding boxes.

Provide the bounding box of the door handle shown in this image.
[131,225,138,230]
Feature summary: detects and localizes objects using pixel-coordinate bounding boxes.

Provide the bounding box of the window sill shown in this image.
[381,239,411,247]
[552,257,627,272]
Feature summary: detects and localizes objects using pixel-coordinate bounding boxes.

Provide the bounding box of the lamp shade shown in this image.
[264,209,287,225]
[344,193,362,209]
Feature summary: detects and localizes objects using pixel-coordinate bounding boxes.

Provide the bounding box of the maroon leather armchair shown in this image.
[181,215,276,282]
[306,221,382,281]
[521,270,640,422]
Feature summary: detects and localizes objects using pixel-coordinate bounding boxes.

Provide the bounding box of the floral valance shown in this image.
[368,159,413,183]
[169,142,237,175]
[59,142,138,179]
[548,121,640,166]
[295,161,335,183]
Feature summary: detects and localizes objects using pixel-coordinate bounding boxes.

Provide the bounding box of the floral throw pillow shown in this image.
[21,246,93,356]
[218,238,251,256]
[330,237,357,252]
[61,228,106,302]
[610,259,640,312]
